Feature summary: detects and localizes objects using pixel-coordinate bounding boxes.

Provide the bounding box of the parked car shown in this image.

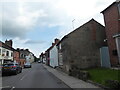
[2,63,22,75]
[24,63,32,68]
[38,60,41,63]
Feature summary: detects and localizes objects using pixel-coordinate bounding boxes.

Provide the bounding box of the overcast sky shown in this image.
[0,0,115,57]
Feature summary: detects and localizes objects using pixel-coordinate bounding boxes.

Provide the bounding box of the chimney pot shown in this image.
[5,39,13,47]
[54,38,59,44]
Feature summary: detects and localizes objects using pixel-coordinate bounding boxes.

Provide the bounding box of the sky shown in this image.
[0,0,115,57]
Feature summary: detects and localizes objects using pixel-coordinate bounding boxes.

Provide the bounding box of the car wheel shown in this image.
[20,69,22,73]
[14,71,18,75]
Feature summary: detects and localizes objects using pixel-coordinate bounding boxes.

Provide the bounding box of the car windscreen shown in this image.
[25,63,30,65]
[3,64,14,66]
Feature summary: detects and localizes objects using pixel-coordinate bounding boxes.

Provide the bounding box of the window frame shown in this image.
[0,49,1,55]
[118,3,120,15]
[6,51,9,56]
[11,52,13,57]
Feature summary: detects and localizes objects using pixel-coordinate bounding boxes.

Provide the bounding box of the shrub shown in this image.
[77,71,90,81]
[105,80,120,89]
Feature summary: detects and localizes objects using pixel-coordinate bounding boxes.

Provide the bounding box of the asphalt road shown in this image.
[2,63,71,89]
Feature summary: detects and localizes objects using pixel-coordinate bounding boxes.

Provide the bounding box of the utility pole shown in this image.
[72,19,75,29]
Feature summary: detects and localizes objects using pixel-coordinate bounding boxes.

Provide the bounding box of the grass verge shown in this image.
[85,68,120,86]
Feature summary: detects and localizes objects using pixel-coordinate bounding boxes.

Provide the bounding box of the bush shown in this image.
[77,71,90,81]
[105,80,120,89]
[69,69,90,81]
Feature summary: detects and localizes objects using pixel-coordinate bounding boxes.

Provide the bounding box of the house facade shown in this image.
[40,52,46,64]
[101,1,120,66]
[13,50,20,64]
[57,42,63,68]
[57,19,106,73]
[17,48,31,66]
[0,40,14,65]
[26,52,35,63]
[49,39,59,68]
[45,44,55,66]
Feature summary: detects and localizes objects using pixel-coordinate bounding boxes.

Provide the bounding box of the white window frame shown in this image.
[118,4,120,15]
[0,49,1,55]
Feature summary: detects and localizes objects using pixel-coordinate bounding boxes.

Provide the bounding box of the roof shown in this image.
[57,18,105,46]
[0,41,15,51]
[46,43,56,52]
[101,1,120,13]
[46,41,60,52]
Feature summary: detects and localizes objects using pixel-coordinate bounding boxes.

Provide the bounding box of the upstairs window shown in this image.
[0,49,1,55]
[118,4,120,15]
[6,51,9,56]
[21,54,24,58]
[11,52,13,57]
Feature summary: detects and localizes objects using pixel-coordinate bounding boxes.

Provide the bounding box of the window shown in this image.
[0,49,1,55]
[6,51,9,56]
[112,49,118,56]
[11,52,13,57]
[118,4,120,15]
[21,54,24,58]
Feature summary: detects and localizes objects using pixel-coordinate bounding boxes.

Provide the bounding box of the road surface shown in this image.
[2,63,71,89]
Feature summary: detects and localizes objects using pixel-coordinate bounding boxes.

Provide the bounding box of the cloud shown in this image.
[1,1,47,39]
[24,40,46,44]
[0,0,115,57]
[12,37,49,57]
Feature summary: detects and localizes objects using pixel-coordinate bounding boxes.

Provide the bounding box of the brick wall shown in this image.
[102,2,120,66]
[13,51,20,63]
[60,19,106,73]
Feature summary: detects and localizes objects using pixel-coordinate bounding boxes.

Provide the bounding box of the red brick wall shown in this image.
[13,51,20,63]
[19,59,25,67]
[13,51,26,67]
[103,3,119,66]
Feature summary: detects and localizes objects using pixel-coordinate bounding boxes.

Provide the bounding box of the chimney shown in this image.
[25,49,29,51]
[21,49,24,51]
[5,39,13,47]
[52,43,55,46]
[16,48,20,51]
[54,38,59,44]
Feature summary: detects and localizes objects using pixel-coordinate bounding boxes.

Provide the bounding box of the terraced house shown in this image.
[0,40,14,65]
[101,0,120,67]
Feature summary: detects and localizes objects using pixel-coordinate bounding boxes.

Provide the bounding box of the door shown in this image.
[100,47,111,68]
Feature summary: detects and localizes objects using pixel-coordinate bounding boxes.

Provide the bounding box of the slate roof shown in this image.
[0,41,15,51]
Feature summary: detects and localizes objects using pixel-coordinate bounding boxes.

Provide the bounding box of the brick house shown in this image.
[13,49,20,64]
[57,19,106,73]
[101,1,120,66]
[16,48,31,67]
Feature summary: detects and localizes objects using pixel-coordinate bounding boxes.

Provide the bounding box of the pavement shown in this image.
[43,64,103,89]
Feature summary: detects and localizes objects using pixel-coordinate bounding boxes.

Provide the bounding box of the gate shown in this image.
[100,47,111,68]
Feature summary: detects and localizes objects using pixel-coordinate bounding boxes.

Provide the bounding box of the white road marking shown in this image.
[11,86,15,90]
[20,70,31,80]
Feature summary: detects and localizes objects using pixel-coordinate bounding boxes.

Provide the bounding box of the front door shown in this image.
[100,47,111,68]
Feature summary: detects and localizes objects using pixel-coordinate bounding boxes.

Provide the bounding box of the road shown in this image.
[2,63,71,89]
